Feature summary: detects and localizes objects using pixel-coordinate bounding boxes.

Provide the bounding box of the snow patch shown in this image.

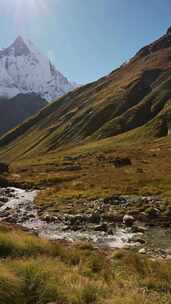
[0,37,76,102]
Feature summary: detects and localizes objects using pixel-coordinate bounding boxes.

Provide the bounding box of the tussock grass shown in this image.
[0,230,51,258]
[0,224,170,303]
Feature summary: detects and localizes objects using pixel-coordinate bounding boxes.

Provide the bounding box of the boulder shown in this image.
[131,235,146,244]
[0,196,8,203]
[111,157,132,168]
[62,164,81,171]
[139,248,146,254]
[94,223,108,232]
[123,214,135,226]
[145,207,161,218]
[87,213,101,224]
[132,225,148,233]
[42,214,57,223]
[104,195,127,205]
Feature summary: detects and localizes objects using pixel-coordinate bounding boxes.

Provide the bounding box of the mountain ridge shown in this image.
[0,93,48,137]
[1,27,171,159]
[0,36,76,101]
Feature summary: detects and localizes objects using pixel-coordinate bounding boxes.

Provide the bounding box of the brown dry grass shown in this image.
[0,223,170,304]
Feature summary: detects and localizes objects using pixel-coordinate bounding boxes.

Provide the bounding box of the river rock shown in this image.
[132,225,148,233]
[123,214,135,226]
[94,223,108,232]
[139,248,146,254]
[104,195,127,205]
[5,215,17,224]
[0,196,8,203]
[131,235,146,244]
[42,214,58,223]
[108,228,114,235]
[145,207,161,218]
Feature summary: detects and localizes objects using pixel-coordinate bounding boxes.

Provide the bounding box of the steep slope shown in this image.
[0,36,75,101]
[0,93,47,136]
[1,27,171,159]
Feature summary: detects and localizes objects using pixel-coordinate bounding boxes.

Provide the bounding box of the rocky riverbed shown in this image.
[0,187,171,256]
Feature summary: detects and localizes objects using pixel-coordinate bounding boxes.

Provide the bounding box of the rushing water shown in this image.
[0,187,139,248]
[0,187,170,250]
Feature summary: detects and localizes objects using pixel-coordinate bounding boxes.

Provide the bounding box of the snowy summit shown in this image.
[0,36,76,101]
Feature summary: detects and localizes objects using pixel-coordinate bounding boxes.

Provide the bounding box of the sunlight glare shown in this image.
[15,0,48,15]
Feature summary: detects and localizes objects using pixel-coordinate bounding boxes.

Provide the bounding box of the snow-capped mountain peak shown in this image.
[0,36,31,57]
[0,36,76,101]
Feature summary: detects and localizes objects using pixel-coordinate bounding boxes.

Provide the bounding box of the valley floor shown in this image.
[4,136,171,221]
[0,137,171,303]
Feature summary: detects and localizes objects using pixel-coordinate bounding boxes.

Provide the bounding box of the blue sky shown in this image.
[0,0,171,84]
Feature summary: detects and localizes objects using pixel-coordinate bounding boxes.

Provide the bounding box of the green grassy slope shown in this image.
[1,29,171,161]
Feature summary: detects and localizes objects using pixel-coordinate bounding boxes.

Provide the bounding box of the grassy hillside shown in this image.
[0,29,171,304]
[0,28,171,217]
[1,28,171,161]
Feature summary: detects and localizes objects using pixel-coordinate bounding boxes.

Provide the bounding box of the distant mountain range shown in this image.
[0,36,76,101]
[1,27,171,159]
[0,36,77,137]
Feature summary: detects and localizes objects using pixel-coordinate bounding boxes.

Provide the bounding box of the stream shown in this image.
[0,187,171,252]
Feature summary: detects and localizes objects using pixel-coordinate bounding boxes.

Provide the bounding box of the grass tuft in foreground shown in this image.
[0,224,170,303]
